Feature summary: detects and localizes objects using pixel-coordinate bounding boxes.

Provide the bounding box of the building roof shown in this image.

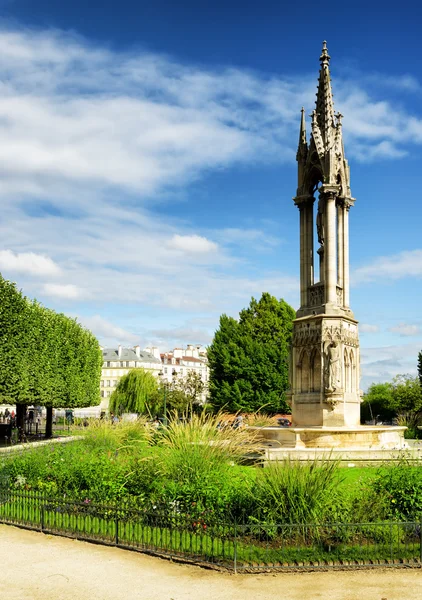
[102,348,161,365]
[161,354,207,365]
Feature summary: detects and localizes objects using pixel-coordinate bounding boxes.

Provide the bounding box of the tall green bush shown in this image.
[251,458,342,525]
[208,293,295,413]
[0,275,102,436]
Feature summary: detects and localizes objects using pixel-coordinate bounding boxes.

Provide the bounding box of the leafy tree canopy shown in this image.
[0,275,102,411]
[208,293,295,413]
[362,374,422,423]
[418,351,422,388]
[109,368,159,416]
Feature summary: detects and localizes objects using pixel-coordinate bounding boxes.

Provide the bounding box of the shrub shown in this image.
[371,457,422,520]
[151,412,260,517]
[250,457,343,526]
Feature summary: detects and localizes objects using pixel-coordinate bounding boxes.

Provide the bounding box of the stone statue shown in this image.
[325,342,340,392]
[316,197,324,246]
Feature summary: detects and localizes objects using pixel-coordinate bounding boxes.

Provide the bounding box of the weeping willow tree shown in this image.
[109,368,159,416]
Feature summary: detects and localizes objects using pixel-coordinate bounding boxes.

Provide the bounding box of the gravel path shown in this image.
[1,525,421,600]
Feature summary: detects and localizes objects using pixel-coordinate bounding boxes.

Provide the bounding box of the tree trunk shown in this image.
[16,403,27,441]
[45,406,53,439]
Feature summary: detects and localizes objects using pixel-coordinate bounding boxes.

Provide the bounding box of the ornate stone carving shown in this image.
[309,284,324,307]
[325,394,340,409]
[292,322,322,347]
[336,286,343,305]
[322,322,359,347]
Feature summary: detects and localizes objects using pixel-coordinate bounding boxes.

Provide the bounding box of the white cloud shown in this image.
[42,283,83,300]
[360,323,379,333]
[148,326,213,348]
[0,249,60,276]
[78,315,139,345]
[353,249,422,283]
[389,323,421,337]
[0,26,418,213]
[167,234,218,254]
[0,26,421,355]
[360,341,421,390]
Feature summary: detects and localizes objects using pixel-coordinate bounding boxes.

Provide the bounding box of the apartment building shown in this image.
[100,345,162,411]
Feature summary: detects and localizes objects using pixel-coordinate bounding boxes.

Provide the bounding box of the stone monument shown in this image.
[258,43,406,458]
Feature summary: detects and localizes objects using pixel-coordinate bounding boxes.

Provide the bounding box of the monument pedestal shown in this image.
[255,425,407,450]
[253,425,408,465]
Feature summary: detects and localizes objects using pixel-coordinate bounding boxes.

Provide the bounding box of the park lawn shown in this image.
[338,466,379,486]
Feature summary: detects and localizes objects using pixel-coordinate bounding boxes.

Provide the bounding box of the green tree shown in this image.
[175,370,207,411]
[109,368,159,416]
[361,382,395,423]
[391,374,422,413]
[0,275,102,438]
[208,293,295,413]
[418,351,422,389]
[361,375,422,431]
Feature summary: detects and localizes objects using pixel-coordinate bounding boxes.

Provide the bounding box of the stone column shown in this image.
[304,200,314,304]
[343,203,350,308]
[324,191,337,304]
[299,206,305,307]
[337,202,344,304]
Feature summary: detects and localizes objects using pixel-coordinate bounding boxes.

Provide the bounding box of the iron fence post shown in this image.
[41,502,45,532]
[390,521,393,561]
[233,519,237,574]
[420,518,422,564]
[115,509,119,546]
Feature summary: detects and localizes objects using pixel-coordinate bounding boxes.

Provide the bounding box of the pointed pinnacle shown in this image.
[297,107,308,159]
[300,107,306,134]
[320,41,330,66]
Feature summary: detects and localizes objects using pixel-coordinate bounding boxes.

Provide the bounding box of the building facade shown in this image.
[99,344,209,411]
[100,345,162,411]
[160,345,208,385]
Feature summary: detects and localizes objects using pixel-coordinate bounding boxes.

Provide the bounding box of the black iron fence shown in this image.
[0,489,421,571]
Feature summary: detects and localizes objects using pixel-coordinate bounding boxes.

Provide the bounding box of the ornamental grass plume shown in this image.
[156,411,262,466]
[245,410,277,427]
[252,456,342,525]
[82,417,151,452]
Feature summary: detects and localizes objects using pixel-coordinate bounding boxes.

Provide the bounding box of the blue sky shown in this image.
[0,1,421,390]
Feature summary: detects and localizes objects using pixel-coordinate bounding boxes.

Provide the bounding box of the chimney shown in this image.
[134,345,140,358]
[118,344,122,358]
[173,348,183,359]
[151,346,160,360]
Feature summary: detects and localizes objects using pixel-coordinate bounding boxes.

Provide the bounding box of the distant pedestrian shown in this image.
[232,414,244,430]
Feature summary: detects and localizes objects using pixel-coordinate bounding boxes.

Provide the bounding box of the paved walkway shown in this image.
[0,435,82,454]
[0,525,421,600]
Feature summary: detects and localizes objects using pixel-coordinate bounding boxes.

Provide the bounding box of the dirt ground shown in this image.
[1,525,421,600]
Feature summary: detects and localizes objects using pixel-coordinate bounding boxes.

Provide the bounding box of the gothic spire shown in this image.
[296,107,308,161]
[314,41,335,149]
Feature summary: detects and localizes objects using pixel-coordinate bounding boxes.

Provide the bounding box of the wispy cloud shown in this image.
[389,323,421,337]
[360,323,379,333]
[360,341,421,389]
[167,234,218,254]
[78,315,139,346]
[0,25,421,363]
[353,249,422,283]
[42,283,84,300]
[0,249,61,276]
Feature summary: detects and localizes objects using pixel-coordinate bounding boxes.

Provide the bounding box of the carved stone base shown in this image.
[254,426,407,450]
[290,313,361,427]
